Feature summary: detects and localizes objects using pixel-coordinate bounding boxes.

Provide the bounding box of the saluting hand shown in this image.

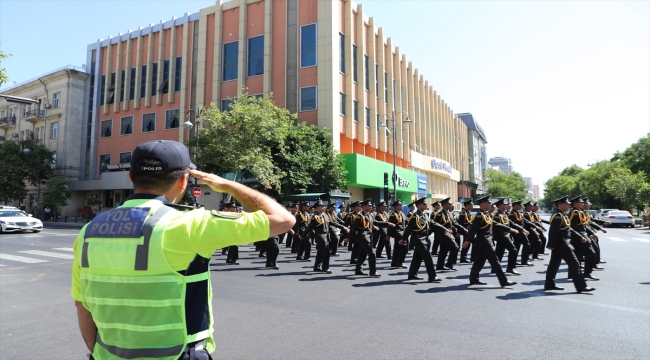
[189,169,229,193]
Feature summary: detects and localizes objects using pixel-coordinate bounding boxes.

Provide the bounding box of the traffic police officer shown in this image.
[71,140,295,360]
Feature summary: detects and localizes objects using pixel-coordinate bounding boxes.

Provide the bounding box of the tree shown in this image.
[0,44,12,87]
[604,167,648,212]
[541,165,585,209]
[577,160,620,209]
[483,169,528,200]
[612,134,650,176]
[0,140,54,204]
[43,176,73,219]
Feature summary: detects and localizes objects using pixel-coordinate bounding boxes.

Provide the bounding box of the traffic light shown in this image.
[384,172,389,186]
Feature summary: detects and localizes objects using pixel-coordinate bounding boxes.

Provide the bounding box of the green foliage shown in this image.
[483,169,528,201]
[0,44,12,87]
[604,167,648,212]
[576,160,620,209]
[612,134,650,177]
[43,176,73,217]
[0,140,54,204]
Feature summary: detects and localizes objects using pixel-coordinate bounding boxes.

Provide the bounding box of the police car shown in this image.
[0,209,43,233]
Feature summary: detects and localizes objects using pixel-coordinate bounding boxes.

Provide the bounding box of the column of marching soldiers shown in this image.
[217,194,606,293]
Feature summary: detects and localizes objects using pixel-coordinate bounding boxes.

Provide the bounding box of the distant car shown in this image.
[452,210,460,217]
[0,209,43,233]
[596,209,619,223]
[604,211,635,228]
[0,205,18,210]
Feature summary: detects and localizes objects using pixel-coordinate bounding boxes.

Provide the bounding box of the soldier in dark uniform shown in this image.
[345,201,362,263]
[294,202,312,261]
[544,196,595,292]
[326,203,345,257]
[583,198,607,268]
[346,199,393,276]
[285,204,297,248]
[430,201,442,255]
[406,202,416,251]
[508,200,537,266]
[265,234,280,269]
[493,198,525,275]
[523,201,543,260]
[431,198,467,271]
[301,200,346,273]
[403,197,449,282]
[568,196,598,280]
[462,196,517,287]
[375,201,392,259]
[531,202,548,255]
[458,200,474,263]
[223,202,240,265]
[337,205,347,246]
[389,200,408,268]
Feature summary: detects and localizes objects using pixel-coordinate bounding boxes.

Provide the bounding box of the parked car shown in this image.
[596,209,619,223]
[0,209,43,233]
[604,210,635,228]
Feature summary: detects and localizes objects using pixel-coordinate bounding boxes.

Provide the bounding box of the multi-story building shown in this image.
[457,112,488,199]
[488,156,513,175]
[533,184,540,200]
[523,176,533,190]
[73,0,468,209]
[0,65,88,215]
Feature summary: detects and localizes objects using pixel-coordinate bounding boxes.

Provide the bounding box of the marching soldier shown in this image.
[294,202,312,261]
[326,203,345,256]
[345,199,393,277]
[265,233,281,269]
[462,196,517,287]
[345,201,362,264]
[375,201,392,259]
[337,204,348,246]
[458,200,474,263]
[406,201,416,252]
[544,196,595,292]
[493,198,525,275]
[568,196,598,280]
[285,204,297,248]
[403,197,449,282]
[508,200,536,266]
[223,202,240,265]
[531,202,548,255]
[430,201,442,255]
[583,198,607,267]
[301,200,346,273]
[431,198,467,271]
[523,201,543,260]
[389,200,408,269]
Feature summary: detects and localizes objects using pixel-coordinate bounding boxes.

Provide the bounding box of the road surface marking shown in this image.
[53,247,74,252]
[631,237,650,243]
[17,250,74,260]
[0,264,5,267]
[0,254,49,264]
[28,270,50,283]
[606,237,627,242]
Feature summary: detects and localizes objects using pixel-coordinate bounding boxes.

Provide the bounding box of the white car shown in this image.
[0,209,43,233]
[596,209,619,223]
[604,210,635,228]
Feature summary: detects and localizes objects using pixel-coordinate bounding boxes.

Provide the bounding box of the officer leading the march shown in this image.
[71,140,295,360]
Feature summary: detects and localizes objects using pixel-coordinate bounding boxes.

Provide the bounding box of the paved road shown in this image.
[1,222,648,360]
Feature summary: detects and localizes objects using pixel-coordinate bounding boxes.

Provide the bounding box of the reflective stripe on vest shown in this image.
[79,204,212,360]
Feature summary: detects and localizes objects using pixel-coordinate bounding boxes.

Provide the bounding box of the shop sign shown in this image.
[393,171,410,188]
[431,159,452,173]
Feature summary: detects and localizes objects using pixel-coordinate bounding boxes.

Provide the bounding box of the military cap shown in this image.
[582,197,592,205]
[414,197,427,206]
[463,200,473,206]
[440,197,451,205]
[361,198,373,207]
[476,195,491,204]
[392,200,403,207]
[300,201,311,207]
[327,203,336,208]
[553,196,570,205]
[351,201,362,207]
[493,198,505,206]
[523,200,533,207]
[569,195,584,204]
[502,198,511,205]
[313,200,326,207]
[511,200,523,206]
[131,140,195,172]
[223,202,236,208]
[532,202,539,207]
[431,201,441,207]
[378,201,387,207]
[290,203,298,208]
[338,204,346,209]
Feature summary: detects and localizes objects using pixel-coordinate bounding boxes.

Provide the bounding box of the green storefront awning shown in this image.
[282,192,351,201]
[340,153,419,193]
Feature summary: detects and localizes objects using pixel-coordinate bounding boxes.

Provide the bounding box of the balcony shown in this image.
[0,116,17,130]
[23,109,45,123]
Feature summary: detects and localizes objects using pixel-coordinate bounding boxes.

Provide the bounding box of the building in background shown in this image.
[488,156,513,174]
[457,112,488,200]
[523,176,533,190]
[533,184,540,200]
[72,0,469,210]
[0,65,88,216]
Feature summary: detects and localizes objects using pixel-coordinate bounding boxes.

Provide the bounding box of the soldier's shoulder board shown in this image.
[211,210,243,219]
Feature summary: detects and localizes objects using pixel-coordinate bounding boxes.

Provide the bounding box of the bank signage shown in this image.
[340,153,418,193]
[417,173,428,193]
[431,159,452,173]
[393,171,410,188]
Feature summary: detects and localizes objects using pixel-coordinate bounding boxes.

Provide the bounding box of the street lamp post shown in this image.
[183,108,204,205]
[379,110,411,203]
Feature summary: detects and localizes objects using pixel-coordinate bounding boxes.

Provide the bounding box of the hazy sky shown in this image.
[1,0,648,188]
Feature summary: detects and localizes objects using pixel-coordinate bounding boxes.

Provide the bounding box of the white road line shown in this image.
[53,247,74,252]
[0,253,49,264]
[0,264,6,267]
[17,250,74,260]
[631,237,650,243]
[606,237,627,242]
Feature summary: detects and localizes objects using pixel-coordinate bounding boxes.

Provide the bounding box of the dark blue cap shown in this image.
[477,195,490,204]
[131,140,195,172]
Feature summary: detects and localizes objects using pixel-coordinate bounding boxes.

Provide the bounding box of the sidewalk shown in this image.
[42,219,88,230]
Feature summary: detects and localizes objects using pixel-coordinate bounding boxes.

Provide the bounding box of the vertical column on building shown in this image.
[385,38,394,158]
[355,4,366,145]
[145,27,154,107]
[103,41,112,115]
[367,18,377,149]
[317,0,341,149]
[134,29,143,109]
[392,47,401,160]
[412,68,420,154]
[156,21,165,106]
[343,0,354,137]
[236,1,247,95]
[113,39,122,113]
[263,0,273,95]
[124,35,132,111]
[212,5,224,105]
[168,22,177,104]
[376,28,387,153]
[417,74,424,155]
[398,53,407,160]
[406,61,415,163]
[196,9,209,108]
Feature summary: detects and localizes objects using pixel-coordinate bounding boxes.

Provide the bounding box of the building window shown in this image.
[165,109,180,129]
[222,42,238,81]
[119,70,126,102]
[174,57,182,92]
[375,64,379,96]
[100,75,106,105]
[365,107,370,128]
[247,36,264,77]
[35,127,40,141]
[142,113,156,133]
[100,119,112,138]
[120,116,133,135]
[107,72,116,104]
[159,59,170,94]
[140,65,147,99]
[353,100,358,122]
[51,122,59,139]
[340,92,346,116]
[53,93,60,108]
[99,154,111,174]
[129,68,136,101]
[119,152,131,164]
[221,99,235,112]
[151,62,158,96]
[376,114,380,133]
[339,33,345,74]
[384,72,388,103]
[300,24,317,67]
[300,86,317,111]
[352,45,358,83]
[364,55,369,91]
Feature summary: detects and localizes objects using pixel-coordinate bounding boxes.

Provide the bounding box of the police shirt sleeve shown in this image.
[70,235,83,302]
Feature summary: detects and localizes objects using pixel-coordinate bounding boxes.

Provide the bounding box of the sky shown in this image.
[1,0,649,189]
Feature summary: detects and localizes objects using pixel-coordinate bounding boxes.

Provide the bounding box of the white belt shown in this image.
[185,340,205,352]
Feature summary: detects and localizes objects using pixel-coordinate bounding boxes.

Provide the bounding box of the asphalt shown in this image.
[0,221,648,360]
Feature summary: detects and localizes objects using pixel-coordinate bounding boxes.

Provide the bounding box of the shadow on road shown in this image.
[255,271,316,277]
[298,275,359,282]
[351,279,419,287]
[415,284,490,294]
[639,282,650,285]
[496,289,591,300]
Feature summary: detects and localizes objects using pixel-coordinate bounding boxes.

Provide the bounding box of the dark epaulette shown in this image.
[164,203,200,212]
